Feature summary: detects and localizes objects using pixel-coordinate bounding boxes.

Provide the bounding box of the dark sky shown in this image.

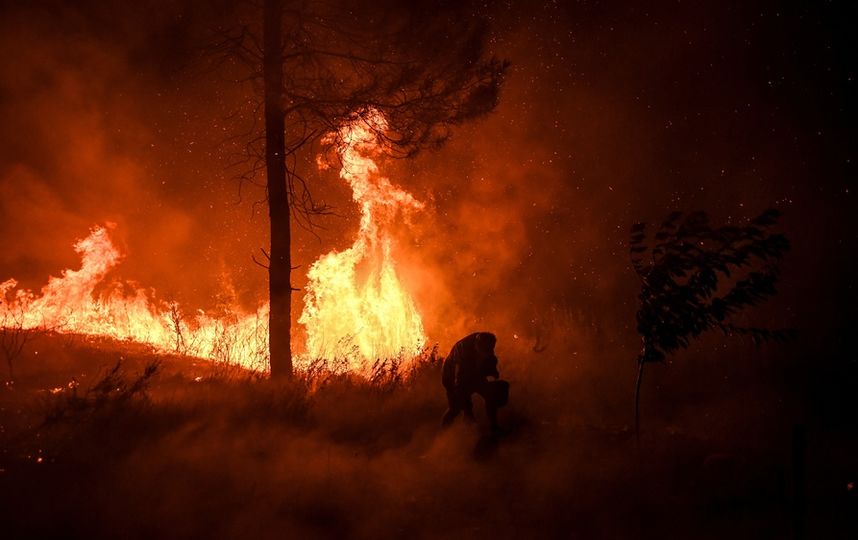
[0,0,855,378]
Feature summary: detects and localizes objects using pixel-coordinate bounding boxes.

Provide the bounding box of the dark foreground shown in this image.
[1,335,855,539]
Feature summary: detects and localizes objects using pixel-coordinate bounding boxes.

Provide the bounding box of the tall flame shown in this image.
[1,111,428,376]
[299,110,427,370]
[1,225,269,371]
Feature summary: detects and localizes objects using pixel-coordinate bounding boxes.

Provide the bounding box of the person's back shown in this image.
[443,332,498,388]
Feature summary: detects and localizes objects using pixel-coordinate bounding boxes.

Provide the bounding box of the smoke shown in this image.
[1,4,855,538]
[2,339,651,539]
[0,0,854,420]
[0,2,269,312]
[383,0,854,370]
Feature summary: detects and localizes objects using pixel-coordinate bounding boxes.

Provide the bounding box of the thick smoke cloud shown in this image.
[0,2,272,310]
[0,0,854,411]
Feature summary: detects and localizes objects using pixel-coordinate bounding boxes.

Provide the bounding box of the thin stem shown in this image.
[634,360,645,446]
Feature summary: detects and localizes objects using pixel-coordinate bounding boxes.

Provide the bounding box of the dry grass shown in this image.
[0,333,854,539]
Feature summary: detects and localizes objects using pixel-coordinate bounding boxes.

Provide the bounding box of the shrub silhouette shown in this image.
[629,208,792,440]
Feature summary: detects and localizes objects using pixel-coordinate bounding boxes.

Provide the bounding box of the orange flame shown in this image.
[1,225,269,371]
[299,110,427,370]
[1,111,428,376]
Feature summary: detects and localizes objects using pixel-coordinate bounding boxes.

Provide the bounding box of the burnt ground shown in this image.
[0,333,856,539]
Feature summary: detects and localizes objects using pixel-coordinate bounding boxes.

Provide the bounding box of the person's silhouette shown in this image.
[441,332,508,433]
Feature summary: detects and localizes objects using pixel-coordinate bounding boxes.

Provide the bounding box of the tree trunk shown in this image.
[264,0,292,378]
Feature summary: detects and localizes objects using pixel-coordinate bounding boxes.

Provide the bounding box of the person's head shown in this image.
[475,332,497,360]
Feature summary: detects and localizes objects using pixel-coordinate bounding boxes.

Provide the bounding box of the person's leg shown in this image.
[441,389,462,427]
[484,398,499,430]
[462,392,476,423]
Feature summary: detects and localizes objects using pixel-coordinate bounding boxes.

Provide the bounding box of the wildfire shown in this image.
[299,110,427,370]
[0,225,269,371]
[0,110,428,376]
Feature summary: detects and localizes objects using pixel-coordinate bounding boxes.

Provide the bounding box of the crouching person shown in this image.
[441,332,509,434]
